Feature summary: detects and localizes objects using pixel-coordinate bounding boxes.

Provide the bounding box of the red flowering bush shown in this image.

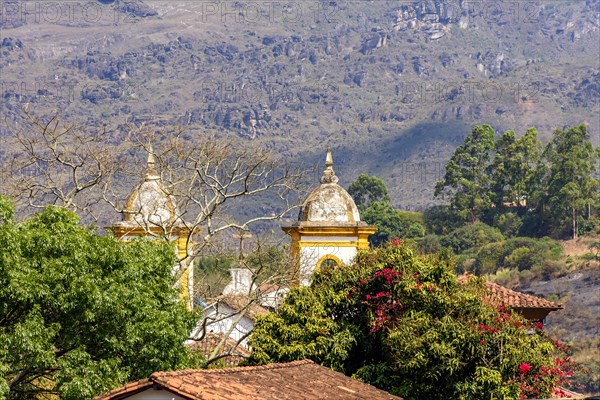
[249,243,581,399]
[519,363,532,375]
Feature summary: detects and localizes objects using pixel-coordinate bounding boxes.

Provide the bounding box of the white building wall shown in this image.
[188,304,254,348]
[299,237,358,286]
[126,390,187,400]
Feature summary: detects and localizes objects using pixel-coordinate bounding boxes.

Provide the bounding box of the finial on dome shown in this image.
[320,146,339,184]
[145,145,160,181]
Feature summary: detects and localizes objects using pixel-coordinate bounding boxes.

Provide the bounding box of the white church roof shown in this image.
[114,149,184,230]
[298,148,361,224]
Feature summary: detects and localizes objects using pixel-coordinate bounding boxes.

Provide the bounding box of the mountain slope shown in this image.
[1,0,598,209]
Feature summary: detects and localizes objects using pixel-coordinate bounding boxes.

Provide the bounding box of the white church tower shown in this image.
[110,150,195,310]
[283,148,376,286]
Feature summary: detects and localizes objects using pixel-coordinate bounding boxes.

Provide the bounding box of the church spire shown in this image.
[320,146,339,184]
[144,145,160,181]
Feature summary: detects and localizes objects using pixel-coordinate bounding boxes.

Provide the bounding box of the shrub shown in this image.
[440,222,505,253]
[496,213,523,237]
[489,268,520,288]
[423,205,464,235]
[474,237,563,275]
[505,247,540,271]
[248,244,582,400]
[415,235,442,254]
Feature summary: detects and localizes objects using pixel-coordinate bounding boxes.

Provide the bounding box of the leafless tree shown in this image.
[189,233,301,368]
[110,126,309,274]
[1,111,128,221]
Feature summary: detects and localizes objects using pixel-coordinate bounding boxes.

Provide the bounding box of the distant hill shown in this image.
[1,0,599,210]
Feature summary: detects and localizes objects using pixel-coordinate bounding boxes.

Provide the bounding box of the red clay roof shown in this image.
[458,274,562,310]
[484,281,562,310]
[95,360,402,400]
[187,333,250,367]
[213,295,270,320]
[94,378,152,400]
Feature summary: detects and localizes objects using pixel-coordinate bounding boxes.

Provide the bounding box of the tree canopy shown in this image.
[247,243,578,400]
[435,124,496,223]
[348,175,424,246]
[435,124,599,239]
[0,198,199,400]
[348,174,390,211]
[540,125,600,238]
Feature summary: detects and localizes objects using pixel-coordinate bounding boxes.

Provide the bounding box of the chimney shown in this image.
[222,268,255,295]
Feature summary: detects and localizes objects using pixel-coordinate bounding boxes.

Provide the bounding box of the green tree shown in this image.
[360,204,425,247]
[0,199,199,400]
[541,125,599,239]
[247,243,578,399]
[361,201,405,246]
[349,176,424,246]
[435,125,496,223]
[490,128,542,213]
[422,205,462,235]
[348,174,390,211]
[440,222,505,254]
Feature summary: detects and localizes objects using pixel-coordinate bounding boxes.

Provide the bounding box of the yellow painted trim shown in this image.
[299,228,361,235]
[179,267,190,308]
[299,242,359,247]
[289,230,301,287]
[283,226,377,236]
[315,254,343,272]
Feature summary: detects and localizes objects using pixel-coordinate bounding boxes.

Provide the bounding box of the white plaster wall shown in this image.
[125,389,187,400]
[299,242,357,286]
[189,304,254,347]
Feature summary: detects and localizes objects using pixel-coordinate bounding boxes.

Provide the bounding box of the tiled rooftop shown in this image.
[458,274,562,310]
[187,333,250,367]
[214,294,270,320]
[484,280,562,310]
[95,360,402,400]
[94,378,153,399]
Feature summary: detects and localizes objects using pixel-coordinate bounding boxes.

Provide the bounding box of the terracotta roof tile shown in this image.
[214,295,270,320]
[96,360,402,400]
[483,281,563,310]
[187,333,250,367]
[258,283,284,294]
[94,378,152,400]
[458,274,562,310]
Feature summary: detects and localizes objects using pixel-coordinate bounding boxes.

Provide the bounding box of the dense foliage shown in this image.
[247,243,578,399]
[348,173,391,211]
[348,175,425,246]
[435,124,599,239]
[439,222,505,254]
[0,199,199,400]
[434,124,496,223]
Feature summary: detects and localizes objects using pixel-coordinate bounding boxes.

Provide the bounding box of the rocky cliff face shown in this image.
[0,0,598,208]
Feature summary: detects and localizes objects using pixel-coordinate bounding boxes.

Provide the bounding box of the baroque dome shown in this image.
[116,151,182,229]
[298,148,361,223]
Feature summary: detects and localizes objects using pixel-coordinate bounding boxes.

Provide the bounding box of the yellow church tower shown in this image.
[110,150,195,310]
[283,148,376,286]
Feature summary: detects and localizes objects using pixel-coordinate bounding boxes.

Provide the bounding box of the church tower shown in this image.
[282,148,376,286]
[110,150,195,310]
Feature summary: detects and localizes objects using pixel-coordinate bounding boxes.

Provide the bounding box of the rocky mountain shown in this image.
[1,0,598,210]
